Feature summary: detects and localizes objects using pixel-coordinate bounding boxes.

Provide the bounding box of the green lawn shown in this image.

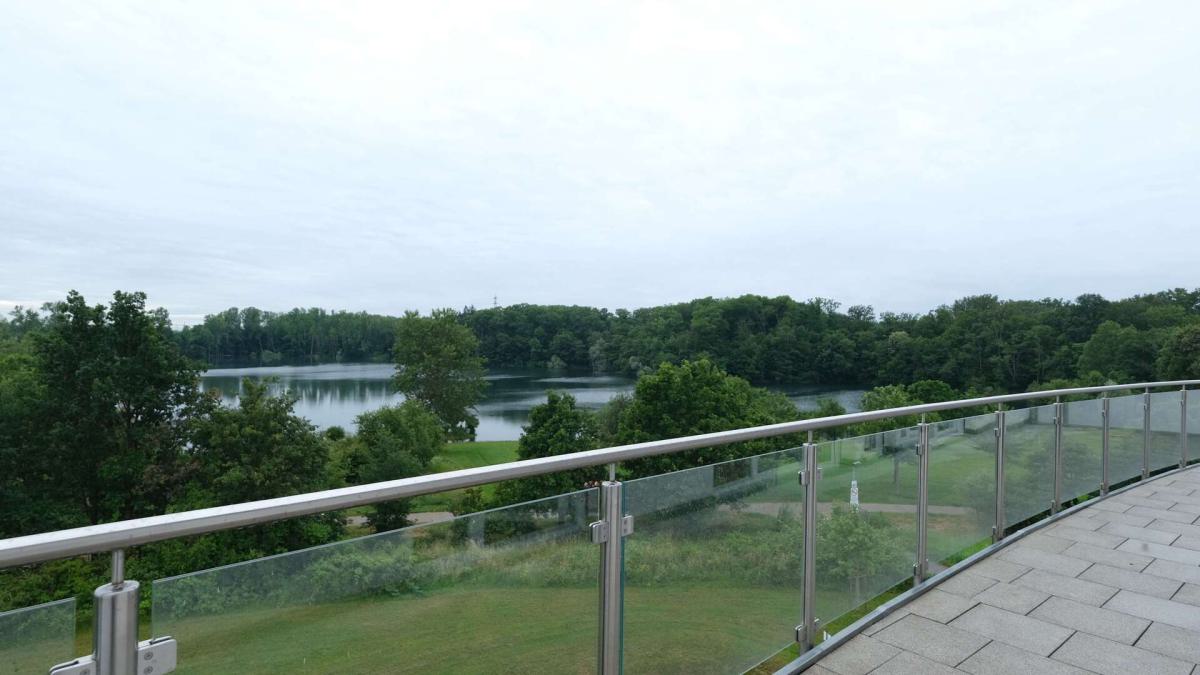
[410,440,519,512]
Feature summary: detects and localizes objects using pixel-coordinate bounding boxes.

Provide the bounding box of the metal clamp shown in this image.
[798,468,823,486]
[50,638,177,675]
[590,515,633,544]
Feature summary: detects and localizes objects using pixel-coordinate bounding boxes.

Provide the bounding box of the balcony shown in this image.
[2,381,1199,674]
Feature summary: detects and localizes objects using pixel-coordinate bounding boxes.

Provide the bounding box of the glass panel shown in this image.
[154,490,598,674]
[1149,391,1183,473]
[1189,390,1200,465]
[814,429,916,636]
[1062,398,1104,502]
[927,414,996,568]
[1108,394,1146,487]
[622,447,804,675]
[0,598,76,674]
[1003,405,1056,527]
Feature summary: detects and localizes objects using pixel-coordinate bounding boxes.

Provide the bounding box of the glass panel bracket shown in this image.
[49,637,177,675]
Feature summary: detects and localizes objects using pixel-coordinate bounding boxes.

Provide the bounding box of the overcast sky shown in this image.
[1,1,1197,325]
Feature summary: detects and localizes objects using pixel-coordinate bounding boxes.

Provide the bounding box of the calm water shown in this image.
[200,364,864,441]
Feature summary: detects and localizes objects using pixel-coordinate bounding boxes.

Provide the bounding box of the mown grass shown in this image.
[410,440,519,512]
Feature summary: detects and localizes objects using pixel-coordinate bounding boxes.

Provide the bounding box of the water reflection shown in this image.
[200,364,864,441]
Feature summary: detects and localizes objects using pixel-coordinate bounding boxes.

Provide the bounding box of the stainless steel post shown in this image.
[1143,388,1151,480]
[994,407,1006,542]
[93,550,139,675]
[914,419,930,585]
[800,437,819,651]
[1182,387,1189,470]
[597,481,624,675]
[1102,395,1110,495]
[1052,398,1063,514]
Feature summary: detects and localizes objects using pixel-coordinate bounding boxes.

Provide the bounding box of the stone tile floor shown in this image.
[807,466,1200,675]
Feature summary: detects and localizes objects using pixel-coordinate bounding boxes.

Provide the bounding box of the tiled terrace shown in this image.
[807,465,1200,675]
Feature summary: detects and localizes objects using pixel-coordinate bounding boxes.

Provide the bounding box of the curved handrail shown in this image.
[1,378,1196,568]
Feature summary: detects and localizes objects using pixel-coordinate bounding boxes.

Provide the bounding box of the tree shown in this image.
[616,359,799,477]
[352,401,445,531]
[393,310,488,440]
[32,291,201,526]
[814,505,906,603]
[1077,321,1155,381]
[1156,324,1200,380]
[496,392,603,505]
[182,379,341,555]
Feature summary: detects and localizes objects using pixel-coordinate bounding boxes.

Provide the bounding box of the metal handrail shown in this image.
[1,378,1197,569]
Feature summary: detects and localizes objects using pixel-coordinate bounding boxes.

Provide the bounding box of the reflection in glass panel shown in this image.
[1149,391,1183,474]
[623,447,804,675]
[154,491,598,674]
[927,414,996,567]
[1108,394,1146,487]
[0,598,75,675]
[1062,398,1104,503]
[1004,405,1056,527]
[814,430,916,636]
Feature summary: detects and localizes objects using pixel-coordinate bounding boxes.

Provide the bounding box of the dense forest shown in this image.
[171,289,1200,392]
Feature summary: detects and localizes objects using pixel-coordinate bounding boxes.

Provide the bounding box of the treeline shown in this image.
[175,307,400,365]
[172,289,1200,393]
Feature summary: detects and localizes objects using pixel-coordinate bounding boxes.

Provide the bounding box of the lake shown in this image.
[200,364,866,441]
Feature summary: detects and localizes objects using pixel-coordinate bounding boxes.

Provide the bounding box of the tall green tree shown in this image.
[496,392,603,505]
[1156,324,1200,380]
[33,291,200,526]
[393,310,488,440]
[352,401,445,531]
[616,359,798,476]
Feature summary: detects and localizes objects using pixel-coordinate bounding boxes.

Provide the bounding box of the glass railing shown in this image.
[152,490,599,674]
[0,598,75,674]
[3,384,1199,675]
[623,448,804,674]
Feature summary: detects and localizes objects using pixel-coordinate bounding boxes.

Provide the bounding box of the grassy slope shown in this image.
[410,440,520,512]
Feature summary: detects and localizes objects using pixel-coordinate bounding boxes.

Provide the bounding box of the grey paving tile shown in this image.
[816,635,899,675]
[1151,485,1198,499]
[1136,622,1200,664]
[1083,509,1155,527]
[1118,495,1180,510]
[958,641,1090,675]
[1169,501,1200,516]
[1099,521,1180,545]
[874,614,989,666]
[1052,631,1193,675]
[1170,582,1200,607]
[1128,505,1199,524]
[1159,490,1200,505]
[1119,539,1200,564]
[1063,541,1153,571]
[973,580,1049,614]
[948,604,1072,656]
[936,571,996,599]
[1047,524,1127,548]
[1014,568,1118,606]
[862,609,909,636]
[1148,519,1200,539]
[1079,563,1184,599]
[807,666,839,675]
[1030,595,1149,644]
[967,557,1028,583]
[1104,589,1200,631]
[907,589,977,624]
[1090,499,1133,513]
[1018,533,1075,554]
[1000,545,1092,576]
[1058,515,1106,530]
[1144,558,1200,585]
[870,650,964,675]
[1170,535,1200,551]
